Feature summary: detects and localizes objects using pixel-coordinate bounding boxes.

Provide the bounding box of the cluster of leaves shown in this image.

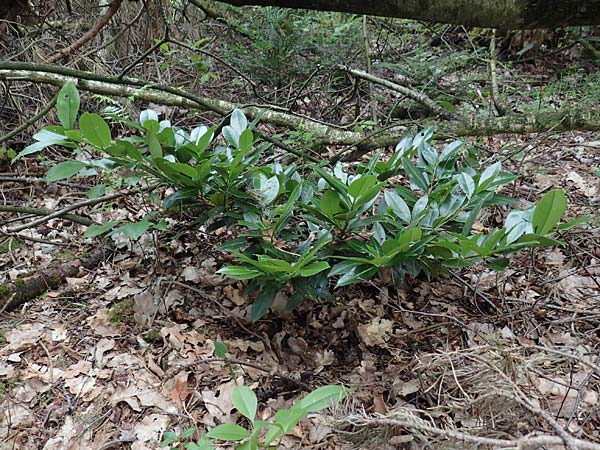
[163,383,347,450]
[20,82,576,321]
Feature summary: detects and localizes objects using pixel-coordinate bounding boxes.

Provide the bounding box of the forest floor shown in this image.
[1,15,600,450]
[0,130,598,450]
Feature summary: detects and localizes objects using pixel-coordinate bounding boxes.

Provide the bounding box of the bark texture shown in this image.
[217,0,600,29]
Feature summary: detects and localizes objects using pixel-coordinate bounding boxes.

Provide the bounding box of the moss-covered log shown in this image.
[217,0,600,30]
[0,246,113,311]
[2,63,600,158]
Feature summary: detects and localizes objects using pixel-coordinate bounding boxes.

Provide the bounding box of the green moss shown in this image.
[0,239,23,254]
[56,249,76,261]
[0,284,12,296]
[109,299,134,324]
[143,329,161,344]
[0,330,6,347]
[0,379,15,396]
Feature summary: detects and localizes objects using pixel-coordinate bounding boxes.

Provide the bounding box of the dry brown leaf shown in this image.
[357,318,393,346]
[94,338,116,368]
[201,377,241,426]
[1,323,45,355]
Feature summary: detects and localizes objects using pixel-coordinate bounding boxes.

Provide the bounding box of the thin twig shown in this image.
[335,64,459,120]
[0,92,58,145]
[46,0,124,63]
[0,205,97,227]
[8,186,149,233]
[489,29,506,116]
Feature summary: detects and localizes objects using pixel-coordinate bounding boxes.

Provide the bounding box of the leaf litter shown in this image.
[0,133,599,450]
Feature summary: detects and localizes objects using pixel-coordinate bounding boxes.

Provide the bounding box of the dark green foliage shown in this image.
[20,83,573,321]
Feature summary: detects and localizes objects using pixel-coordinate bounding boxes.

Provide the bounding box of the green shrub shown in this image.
[162,384,347,449]
[19,83,577,321]
[224,8,361,86]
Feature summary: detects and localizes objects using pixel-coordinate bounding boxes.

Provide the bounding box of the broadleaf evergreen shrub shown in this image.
[19,83,574,320]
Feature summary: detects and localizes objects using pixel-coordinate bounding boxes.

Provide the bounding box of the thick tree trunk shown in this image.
[216,0,600,29]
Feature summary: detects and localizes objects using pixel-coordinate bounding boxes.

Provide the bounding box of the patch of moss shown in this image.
[0,379,15,396]
[143,329,161,344]
[0,239,23,254]
[56,249,76,261]
[0,284,12,297]
[0,330,6,347]
[109,299,134,324]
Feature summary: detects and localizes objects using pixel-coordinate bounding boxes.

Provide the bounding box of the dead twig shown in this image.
[7,186,150,233]
[46,0,124,63]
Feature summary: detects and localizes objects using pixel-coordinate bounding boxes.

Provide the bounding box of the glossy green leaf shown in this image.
[260,176,279,205]
[532,189,567,235]
[147,132,163,159]
[251,284,280,322]
[15,130,69,159]
[185,436,215,450]
[238,129,254,152]
[86,184,106,199]
[79,113,111,147]
[477,161,501,192]
[402,157,429,191]
[83,220,119,238]
[264,406,307,444]
[217,266,261,280]
[205,423,250,441]
[46,160,85,182]
[232,386,257,424]
[455,172,475,198]
[214,341,228,358]
[117,221,152,240]
[298,261,330,277]
[56,82,80,130]
[297,385,348,412]
[348,175,377,198]
[230,108,248,132]
[384,190,411,223]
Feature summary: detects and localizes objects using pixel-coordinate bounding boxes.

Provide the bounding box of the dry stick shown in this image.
[168,38,267,103]
[45,0,124,63]
[335,64,459,120]
[336,415,600,450]
[362,16,377,123]
[118,37,167,79]
[490,29,507,116]
[0,92,58,145]
[287,64,322,111]
[74,2,147,64]
[0,205,97,227]
[187,0,228,20]
[0,177,89,189]
[0,230,72,247]
[3,63,600,154]
[8,186,148,233]
[467,353,579,450]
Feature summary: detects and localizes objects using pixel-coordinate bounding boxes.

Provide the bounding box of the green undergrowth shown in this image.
[17,82,582,321]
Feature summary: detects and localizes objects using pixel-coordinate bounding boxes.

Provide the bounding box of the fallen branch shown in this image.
[1,62,600,158]
[336,414,600,450]
[7,186,147,233]
[489,29,506,116]
[0,205,97,227]
[45,0,124,63]
[0,92,58,145]
[0,246,113,312]
[336,64,459,120]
